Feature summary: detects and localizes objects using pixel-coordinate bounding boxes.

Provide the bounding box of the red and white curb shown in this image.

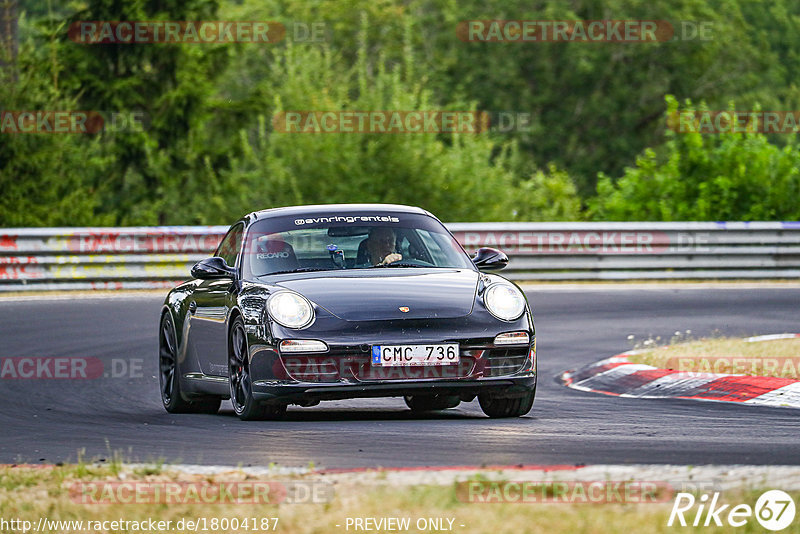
[561,334,800,409]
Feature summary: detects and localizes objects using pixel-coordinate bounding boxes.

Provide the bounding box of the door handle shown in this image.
[189,301,197,313]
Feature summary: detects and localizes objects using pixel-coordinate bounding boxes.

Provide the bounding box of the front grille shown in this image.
[483,348,529,377]
[278,352,478,382]
[353,356,476,381]
[277,345,531,382]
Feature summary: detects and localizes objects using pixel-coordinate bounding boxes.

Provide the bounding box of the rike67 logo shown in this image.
[668,490,796,531]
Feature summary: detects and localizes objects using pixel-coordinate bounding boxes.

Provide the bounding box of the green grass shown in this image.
[1,465,798,533]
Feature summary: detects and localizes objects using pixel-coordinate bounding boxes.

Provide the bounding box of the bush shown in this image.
[215,18,582,223]
[589,95,800,221]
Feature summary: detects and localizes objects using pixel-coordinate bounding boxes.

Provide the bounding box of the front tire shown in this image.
[229,317,286,421]
[478,388,535,418]
[159,313,220,414]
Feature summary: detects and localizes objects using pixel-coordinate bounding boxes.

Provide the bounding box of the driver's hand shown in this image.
[378,253,402,266]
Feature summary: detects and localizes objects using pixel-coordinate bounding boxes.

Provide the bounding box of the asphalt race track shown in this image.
[0,287,798,468]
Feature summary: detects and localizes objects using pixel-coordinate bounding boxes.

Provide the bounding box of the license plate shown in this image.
[371,344,460,366]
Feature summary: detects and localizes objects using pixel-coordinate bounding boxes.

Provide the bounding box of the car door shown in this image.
[191,223,244,376]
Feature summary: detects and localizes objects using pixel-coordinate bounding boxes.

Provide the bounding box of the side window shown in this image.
[215,223,244,268]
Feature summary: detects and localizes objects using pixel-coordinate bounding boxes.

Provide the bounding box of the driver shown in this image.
[365,227,402,266]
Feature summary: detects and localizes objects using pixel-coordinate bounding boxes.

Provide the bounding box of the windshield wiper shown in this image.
[258,267,333,276]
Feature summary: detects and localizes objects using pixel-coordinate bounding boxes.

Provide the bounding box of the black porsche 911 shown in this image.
[159,204,536,420]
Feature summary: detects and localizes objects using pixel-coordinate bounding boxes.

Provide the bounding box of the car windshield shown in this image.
[241,212,474,278]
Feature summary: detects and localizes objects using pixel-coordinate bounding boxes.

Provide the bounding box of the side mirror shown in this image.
[191,257,236,279]
[472,247,508,271]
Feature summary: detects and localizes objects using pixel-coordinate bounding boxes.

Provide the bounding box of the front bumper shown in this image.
[250,374,536,404]
[247,339,536,404]
[243,307,536,405]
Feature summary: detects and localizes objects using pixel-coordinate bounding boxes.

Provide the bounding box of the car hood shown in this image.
[272,269,479,321]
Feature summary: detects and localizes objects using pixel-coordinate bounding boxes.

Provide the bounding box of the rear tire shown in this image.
[478,388,535,418]
[404,394,460,412]
[229,317,287,421]
[159,313,221,414]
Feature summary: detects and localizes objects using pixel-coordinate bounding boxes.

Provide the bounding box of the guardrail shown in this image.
[0,222,798,290]
[447,221,800,280]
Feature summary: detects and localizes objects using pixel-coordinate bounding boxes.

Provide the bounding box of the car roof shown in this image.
[248,203,433,222]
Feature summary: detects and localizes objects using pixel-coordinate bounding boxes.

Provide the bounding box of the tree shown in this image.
[589,96,800,221]
[0,0,18,81]
[212,16,583,223]
[54,0,227,224]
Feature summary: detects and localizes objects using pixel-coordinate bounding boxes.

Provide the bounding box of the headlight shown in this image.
[483,283,526,321]
[267,291,314,329]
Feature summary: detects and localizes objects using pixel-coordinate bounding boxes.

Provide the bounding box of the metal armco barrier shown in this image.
[0,222,798,290]
[0,226,227,291]
[448,221,800,280]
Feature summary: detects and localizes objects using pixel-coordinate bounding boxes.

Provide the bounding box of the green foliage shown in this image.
[268,0,787,196]
[56,0,227,225]
[515,164,582,221]
[2,0,583,225]
[215,35,581,222]
[589,96,800,221]
[0,34,114,226]
[3,0,800,226]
